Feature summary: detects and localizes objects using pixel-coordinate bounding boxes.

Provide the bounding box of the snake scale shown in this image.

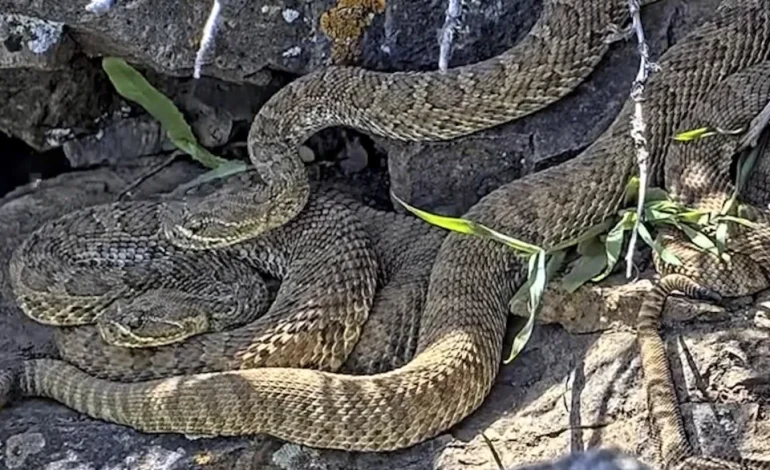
[1,0,770,468]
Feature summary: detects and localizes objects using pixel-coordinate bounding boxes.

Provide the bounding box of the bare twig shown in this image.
[194,0,222,79]
[117,152,181,201]
[438,0,462,73]
[624,0,658,278]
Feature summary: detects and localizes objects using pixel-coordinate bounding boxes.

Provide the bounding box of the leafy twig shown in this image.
[195,0,222,79]
[624,0,658,278]
[438,0,462,73]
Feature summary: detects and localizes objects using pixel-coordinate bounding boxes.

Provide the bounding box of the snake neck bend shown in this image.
[222,0,638,241]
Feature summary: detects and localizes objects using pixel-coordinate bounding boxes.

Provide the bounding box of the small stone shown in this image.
[282,9,300,24]
[0,14,73,70]
[5,432,45,469]
[754,309,770,329]
[298,145,315,163]
[282,46,301,58]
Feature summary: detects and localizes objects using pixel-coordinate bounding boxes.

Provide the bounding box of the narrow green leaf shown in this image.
[714,215,759,229]
[472,224,543,254]
[593,213,632,282]
[645,200,681,213]
[715,221,729,255]
[679,224,719,257]
[504,251,565,364]
[393,194,479,236]
[102,57,228,169]
[677,210,709,225]
[636,222,682,266]
[673,127,716,141]
[393,193,542,254]
[624,176,640,205]
[528,250,547,313]
[175,160,249,194]
[645,208,678,223]
[504,298,536,364]
[561,237,608,293]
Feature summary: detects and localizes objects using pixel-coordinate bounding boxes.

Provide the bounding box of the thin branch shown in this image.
[438,0,462,73]
[194,0,222,79]
[117,151,181,201]
[624,0,658,278]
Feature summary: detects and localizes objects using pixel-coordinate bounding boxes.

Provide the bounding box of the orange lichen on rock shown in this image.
[320,0,386,64]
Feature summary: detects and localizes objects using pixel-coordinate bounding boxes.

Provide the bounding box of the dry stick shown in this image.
[195,0,222,79]
[624,0,658,278]
[438,0,462,73]
[116,152,182,201]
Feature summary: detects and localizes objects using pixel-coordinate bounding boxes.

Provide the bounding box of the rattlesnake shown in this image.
[161,0,656,250]
[1,1,770,469]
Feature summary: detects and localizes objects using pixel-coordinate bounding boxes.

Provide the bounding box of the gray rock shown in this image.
[0,0,543,83]
[62,116,168,168]
[0,56,119,151]
[0,14,74,70]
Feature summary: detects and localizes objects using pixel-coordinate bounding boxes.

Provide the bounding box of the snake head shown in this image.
[161,183,309,250]
[97,293,210,348]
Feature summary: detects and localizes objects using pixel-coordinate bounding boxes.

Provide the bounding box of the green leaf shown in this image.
[645,200,681,213]
[504,297,536,364]
[102,57,228,169]
[679,224,719,257]
[677,210,710,225]
[527,250,547,313]
[624,176,640,205]
[175,160,249,194]
[715,221,729,255]
[594,212,635,282]
[636,222,682,266]
[645,208,678,223]
[673,127,716,141]
[504,251,565,364]
[393,193,542,255]
[714,214,760,229]
[561,237,608,293]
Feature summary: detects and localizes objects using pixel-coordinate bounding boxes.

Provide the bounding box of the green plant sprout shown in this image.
[101,57,247,190]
